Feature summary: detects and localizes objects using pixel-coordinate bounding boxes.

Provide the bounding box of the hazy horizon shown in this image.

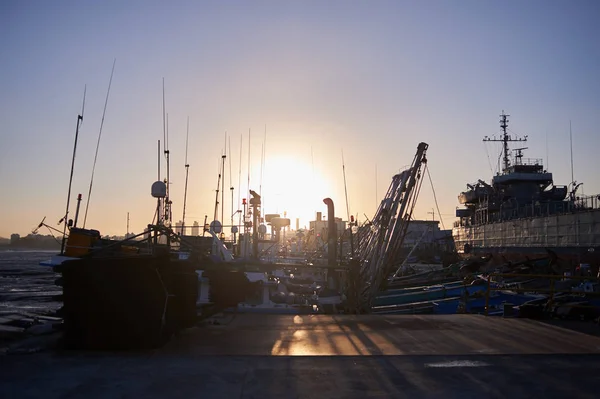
[2,1,599,238]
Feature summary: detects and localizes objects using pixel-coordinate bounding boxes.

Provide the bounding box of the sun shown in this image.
[257,155,330,229]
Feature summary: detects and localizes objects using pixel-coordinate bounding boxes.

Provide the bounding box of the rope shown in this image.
[426,165,445,230]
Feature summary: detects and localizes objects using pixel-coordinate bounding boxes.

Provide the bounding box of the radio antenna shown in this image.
[83,58,116,227]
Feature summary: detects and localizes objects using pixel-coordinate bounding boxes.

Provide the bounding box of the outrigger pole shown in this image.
[61,86,86,255]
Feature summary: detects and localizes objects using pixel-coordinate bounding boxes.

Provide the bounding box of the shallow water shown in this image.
[0,250,62,317]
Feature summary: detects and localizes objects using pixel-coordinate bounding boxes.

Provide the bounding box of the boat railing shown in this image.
[513,157,543,167]
[484,272,600,316]
[455,193,600,228]
[574,194,600,210]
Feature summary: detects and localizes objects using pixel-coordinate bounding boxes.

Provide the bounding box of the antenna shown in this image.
[238,134,243,235]
[570,120,574,189]
[221,133,226,231]
[260,125,266,199]
[61,85,86,255]
[247,127,251,212]
[165,112,171,224]
[482,111,527,172]
[161,78,168,226]
[229,135,234,236]
[83,59,116,228]
[546,132,549,171]
[214,157,221,222]
[182,116,190,235]
[127,212,130,235]
[162,78,166,153]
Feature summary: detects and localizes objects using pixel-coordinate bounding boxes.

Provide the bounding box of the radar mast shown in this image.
[483,111,528,173]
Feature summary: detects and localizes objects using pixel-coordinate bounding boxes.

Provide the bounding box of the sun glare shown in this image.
[257,155,330,229]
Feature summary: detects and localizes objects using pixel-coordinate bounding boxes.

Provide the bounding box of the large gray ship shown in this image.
[453,112,600,266]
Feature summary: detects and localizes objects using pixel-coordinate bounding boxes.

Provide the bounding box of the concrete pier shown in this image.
[2,314,600,398]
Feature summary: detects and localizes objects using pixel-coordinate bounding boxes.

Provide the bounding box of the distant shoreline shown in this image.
[0,244,60,252]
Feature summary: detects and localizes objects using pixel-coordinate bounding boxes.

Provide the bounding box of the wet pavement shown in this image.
[1,314,600,398]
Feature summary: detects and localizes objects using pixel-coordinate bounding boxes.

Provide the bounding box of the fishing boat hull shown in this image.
[56,254,199,349]
[373,283,486,307]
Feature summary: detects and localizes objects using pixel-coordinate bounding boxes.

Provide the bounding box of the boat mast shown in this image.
[165,112,171,225]
[482,111,527,173]
[61,86,86,255]
[500,112,510,171]
[213,157,221,223]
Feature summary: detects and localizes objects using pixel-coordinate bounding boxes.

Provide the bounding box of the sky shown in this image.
[1,0,599,238]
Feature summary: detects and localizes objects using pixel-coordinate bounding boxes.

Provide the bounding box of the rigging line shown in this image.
[60,85,86,254]
[497,148,503,173]
[260,124,266,199]
[342,149,350,222]
[425,164,445,230]
[83,59,116,228]
[483,142,494,175]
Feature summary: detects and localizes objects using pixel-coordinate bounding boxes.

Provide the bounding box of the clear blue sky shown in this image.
[1,0,599,238]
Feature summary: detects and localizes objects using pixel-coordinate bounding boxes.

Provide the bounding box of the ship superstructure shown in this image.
[453,112,600,264]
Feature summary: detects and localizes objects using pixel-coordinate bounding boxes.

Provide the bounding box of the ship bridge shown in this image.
[492,156,552,185]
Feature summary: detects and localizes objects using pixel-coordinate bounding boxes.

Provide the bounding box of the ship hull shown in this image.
[453,209,600,265]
